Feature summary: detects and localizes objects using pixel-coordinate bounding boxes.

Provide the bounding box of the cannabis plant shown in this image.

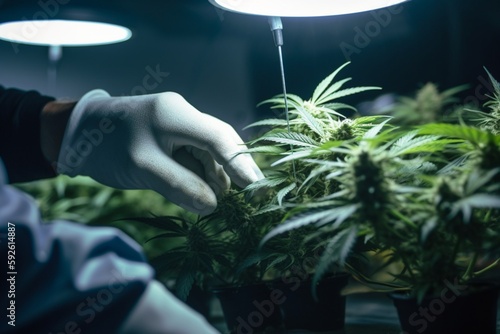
[128,62,387,297]
[244,61,383,208]
[256,119,459,291]
[376,120,500,301]
[243,62,395,282]
[250,65,500,301]
[128,212,231,300]
[388,82,468,125]
[127,189,281,301]
[460,68,500,135]
[15,175,181,258]
[129,64,499,305]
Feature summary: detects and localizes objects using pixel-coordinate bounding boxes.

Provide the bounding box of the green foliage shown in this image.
[247,63,395,288]
[460,68,500,134]
[50,63,497,304]
[247,62,386,207]
[16,65,500,306]
[16,175,182,222]
[14,175,182,258]
[387,82,468,125]
[132,213,233,301]
[121,62,383,298]
[127,189,284,300]
[249,65,500,302]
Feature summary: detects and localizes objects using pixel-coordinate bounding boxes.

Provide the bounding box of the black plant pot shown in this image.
[212,283,283,334]
[272,273,350,332]
[390,284,499,334]
[186,285,213,321]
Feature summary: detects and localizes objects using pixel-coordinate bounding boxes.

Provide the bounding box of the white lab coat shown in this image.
[0,159,219,334]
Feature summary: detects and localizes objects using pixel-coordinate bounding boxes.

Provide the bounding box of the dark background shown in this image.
[1,0,499,139]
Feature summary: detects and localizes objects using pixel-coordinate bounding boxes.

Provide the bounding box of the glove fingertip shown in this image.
[174,188,217,216]
[184,200,217,216]
[226,154,264,188]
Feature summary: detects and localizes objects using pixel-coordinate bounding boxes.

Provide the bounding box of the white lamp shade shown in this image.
[209,0,408,17]
[0,19,131,46]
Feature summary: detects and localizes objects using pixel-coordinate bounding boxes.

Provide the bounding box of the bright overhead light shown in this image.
[0,19,132,46]
[209,0,408,17]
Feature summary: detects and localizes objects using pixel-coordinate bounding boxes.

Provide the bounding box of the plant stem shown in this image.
[390,209,417,229]
[396,253,416,285]
[474,258,500,276]
[484,209,492,222]
[462,252,478,281]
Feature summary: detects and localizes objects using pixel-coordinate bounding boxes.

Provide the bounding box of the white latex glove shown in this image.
[57,89,263,215]
[119,280,220,334]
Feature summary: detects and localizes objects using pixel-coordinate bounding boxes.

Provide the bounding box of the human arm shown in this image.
[0,166,219,333]
[54,89,263,215]
[40,99,76,164]
[0,85,57,182]
[1,86,263,214]
[1,85,227,333]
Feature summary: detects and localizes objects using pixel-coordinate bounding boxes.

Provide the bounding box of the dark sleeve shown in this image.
[0,85,57,183]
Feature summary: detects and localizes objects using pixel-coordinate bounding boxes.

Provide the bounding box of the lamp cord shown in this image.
[269,17,297,182]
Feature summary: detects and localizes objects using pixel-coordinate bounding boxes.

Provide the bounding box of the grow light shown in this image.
[0,19,131,46]
[208,0,408,17]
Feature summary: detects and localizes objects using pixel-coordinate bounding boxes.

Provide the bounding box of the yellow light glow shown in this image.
[209,0,408,17]
[0,19,132,46]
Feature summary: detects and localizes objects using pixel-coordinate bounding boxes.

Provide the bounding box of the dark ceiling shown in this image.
[1,0,499,138]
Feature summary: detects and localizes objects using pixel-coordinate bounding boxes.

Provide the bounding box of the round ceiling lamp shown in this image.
[208,0,408,17]
[0,19,131,46]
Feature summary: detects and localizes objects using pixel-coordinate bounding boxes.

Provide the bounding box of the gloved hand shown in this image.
[56,89,263,215]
